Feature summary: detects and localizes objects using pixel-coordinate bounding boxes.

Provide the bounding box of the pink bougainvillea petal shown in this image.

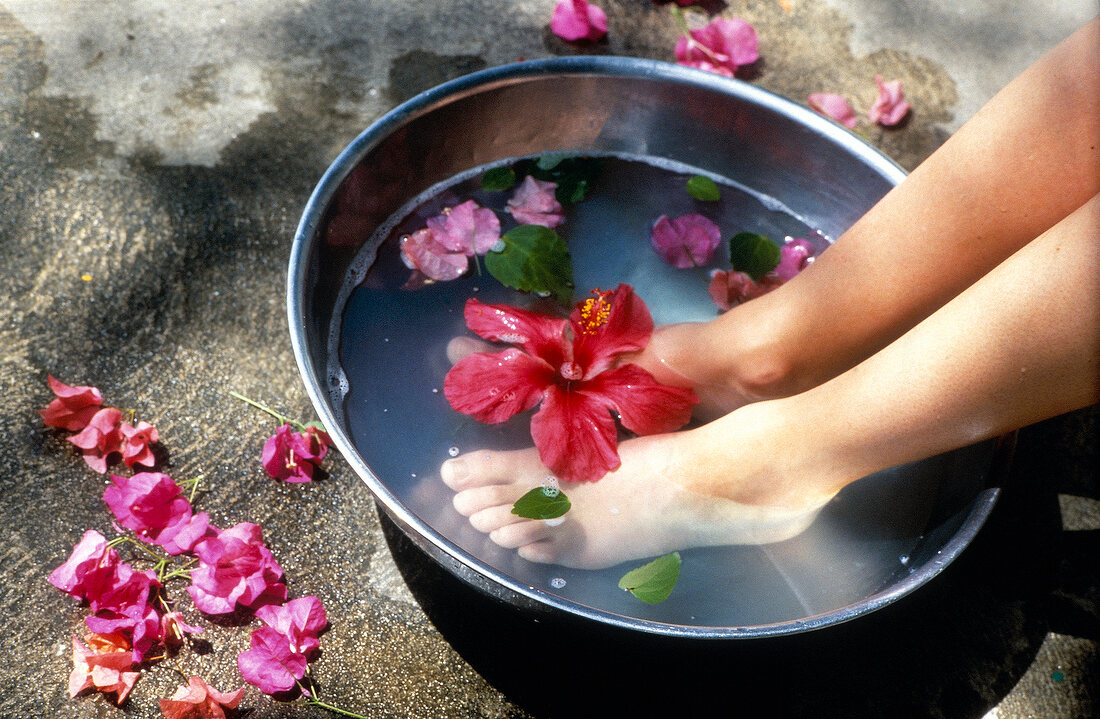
[238,626,309,695]
[582,364,697,436]
[69,634,140,704]
[462,297,570,365]
[869,75,910,126]
[708,269,779,311]
[187,523,286,615]
[255,595,327,657]
[675,17,758,76]
[261,423,328,483]
[48,529,118,599]
[400,227,470,281]
[650,213,722,269]
[444,349,555,424]
[774,238,815,281]
[40,375,104,431]
[530,384,621,482]
[507,176,565,228]
[550,0,608,42]
[67,407,124,473]
[570,284,654,377]
[808,92,858,129]
[426,200,501,256]
[120,420,159,469]
[159,676,244,719]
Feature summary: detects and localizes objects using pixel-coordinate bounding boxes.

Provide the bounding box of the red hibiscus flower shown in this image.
[159,676,244,719]
[444,284,697,482]
[39,375,103,431]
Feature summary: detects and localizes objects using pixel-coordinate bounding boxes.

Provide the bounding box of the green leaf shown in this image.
[728,232,782,281]
[485,225,574,306]
[481,167,517,191]
[511,485,571,520]
[686,175,721,202]
[618,552,682,604]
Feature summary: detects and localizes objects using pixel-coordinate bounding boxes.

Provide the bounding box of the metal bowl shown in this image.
[288,57,1005,640]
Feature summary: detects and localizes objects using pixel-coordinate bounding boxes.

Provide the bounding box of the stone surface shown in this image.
[0,1,1094,717]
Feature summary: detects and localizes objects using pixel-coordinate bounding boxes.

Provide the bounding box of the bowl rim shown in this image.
[288,55,1001,639]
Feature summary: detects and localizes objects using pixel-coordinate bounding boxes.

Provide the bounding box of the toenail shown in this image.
[442,458,469,484]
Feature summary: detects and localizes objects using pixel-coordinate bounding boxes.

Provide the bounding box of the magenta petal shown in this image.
[550,0,607,42]
[427,200,501,256]
[582,365,697,435]
[48,530,115,597]
[444,349,554,424]
[256,596,327,656]
[808,93,858,129]
[238,626,308,695]
[507,176,565,228]
[650,213,722,268]
[774,238,815,281]
[675,17,758,75]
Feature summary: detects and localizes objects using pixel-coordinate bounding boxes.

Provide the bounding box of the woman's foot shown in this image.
[440,418,837,570]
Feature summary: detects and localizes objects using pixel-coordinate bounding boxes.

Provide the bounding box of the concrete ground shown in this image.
[1,1,1095,717]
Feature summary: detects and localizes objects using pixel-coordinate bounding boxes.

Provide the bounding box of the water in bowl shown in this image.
[330,153,993,628]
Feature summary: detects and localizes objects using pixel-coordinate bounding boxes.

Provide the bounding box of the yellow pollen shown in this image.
[578,289,613,335]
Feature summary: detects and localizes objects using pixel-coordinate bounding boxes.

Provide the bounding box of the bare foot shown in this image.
[440,420,836,570]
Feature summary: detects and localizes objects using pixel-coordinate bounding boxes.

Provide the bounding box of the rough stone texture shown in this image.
[0,1,1094,717]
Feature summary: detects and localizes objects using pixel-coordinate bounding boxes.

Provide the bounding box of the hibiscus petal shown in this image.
[650,213,722,269]
[571,284,653,377]
[530,385,621,482]
[581,364,697,436]
[462,297,569,365]
[808,93,858,129]
[444,349,553,424]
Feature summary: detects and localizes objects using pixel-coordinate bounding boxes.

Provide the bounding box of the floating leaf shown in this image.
[511,485,571,520]
[481,166,517,191]
[485,225,574,306]
[618,552,682,604]
[686,175,721,202]
[728,232,781,281]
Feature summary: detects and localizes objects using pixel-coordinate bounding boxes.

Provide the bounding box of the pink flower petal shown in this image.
[160,676,244,719]
[869,75,910,126]
[675,17,758,76]
[40,375,103,431]
[808,93,858,129]
[255,596,327,657]
[530,384,621,482]
[426,200,501,256]
[774,238,815,281]
[650,213,722,269]
[444,348,555,424]
[507,176,565,228]
[400,227,469,281]
[707,269,779,311]
[238,626,308,695]
[550,0,608,42]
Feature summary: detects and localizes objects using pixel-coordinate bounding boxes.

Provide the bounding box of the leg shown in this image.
[443,194,1100,568]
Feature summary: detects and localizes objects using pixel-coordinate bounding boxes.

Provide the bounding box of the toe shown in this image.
[452,485,519,517]
[468,504,525,534]
[489,520,554,550]
[446,336,495,365]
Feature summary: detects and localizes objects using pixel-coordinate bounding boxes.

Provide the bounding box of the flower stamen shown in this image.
[578,288,613,335]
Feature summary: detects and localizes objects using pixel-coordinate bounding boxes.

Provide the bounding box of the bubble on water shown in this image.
[472,286,480,292]
[411,473,417,478]
[899,555,909,566]
[609,507,620,515]
[544,516,565,527]
[550,577,566,589]
[431,387,439,393]
[540,486,560,499]
[448,446,460,457]
[491,239,506,253]
[542,476,560,491]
